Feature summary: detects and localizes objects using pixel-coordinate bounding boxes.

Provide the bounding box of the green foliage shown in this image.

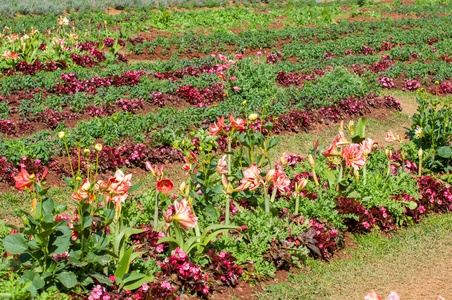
[407,93,452,172]
[218,209,310,277]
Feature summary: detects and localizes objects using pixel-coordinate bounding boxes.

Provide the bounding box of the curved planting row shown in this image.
[2,112,452,299]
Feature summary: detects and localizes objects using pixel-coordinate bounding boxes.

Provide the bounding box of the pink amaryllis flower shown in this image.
[145,162,164,180]
[364,291,382,300]
[271,166,290,193]
[342,144,365,170]
[228,115,246,132]
[157,178,173,195]
[71,179,93,203]
[322,139,341,157]
[385,130,397,142]
[336,131,349,146]
[236,163,263,191]
[3,50,11,60]
[208,116,225,136]
[360,138,375,156]
[173,198,198,232]
[98,170,132,215]
[216,155,228,174]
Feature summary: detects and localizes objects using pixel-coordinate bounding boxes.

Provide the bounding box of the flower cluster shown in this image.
[402,79,420,91]
[175,82,226,107]
[204,249,242,286]
[377,77,395,88]
[151,248,210,297]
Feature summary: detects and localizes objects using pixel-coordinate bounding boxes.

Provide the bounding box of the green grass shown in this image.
[257,213,452,300]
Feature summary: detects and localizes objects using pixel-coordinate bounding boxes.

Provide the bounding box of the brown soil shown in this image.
[0,92,194,139]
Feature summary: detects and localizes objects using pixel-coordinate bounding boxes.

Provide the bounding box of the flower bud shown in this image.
[249,113,258,121]
[76,176,82,181]
[354,169,359,180]
[94,144,102,152]
[58,131,65,139]
[348,120,354,135]
[279,153,288,168]
[385,148,392,159]
[179,181,187,195]
[307,154,315,168]
[313,139,319,150]
[29,174,36,180]
[401,150,406,160]
[418,148,423,160]
[226,183,234,195]
[222,175,228,188]
[83,148,90,154]
[242,100,247,105]
[295,178,308,194]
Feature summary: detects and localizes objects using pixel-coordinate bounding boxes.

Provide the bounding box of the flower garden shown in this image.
[1,0,452,299]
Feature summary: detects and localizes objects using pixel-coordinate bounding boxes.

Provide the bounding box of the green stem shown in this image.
[225,194,230,225]
[295,195,300,215]
[153,191,159,229]
[64,140,75,180]
[419,157,422,177]
[336,161,344,192]
[312,168,319,187]
[269,186,278,204]
[363,162,367,185]
[227,137,232,176]
[385,160,391,178]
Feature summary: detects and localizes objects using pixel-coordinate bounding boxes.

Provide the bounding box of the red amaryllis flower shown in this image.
[385,130,397,142]
[71,179,93,202]
[272,166,290,193]
[236,163,263,191]
[360,138,375,156]
[10,52,19,60]
[208,116,225,136]
[182,153,198,174]
[173,198,198,232]
[13,168,33,190]
[322,139,341,157]
[364,291,382,300]
[157,178,173,195]
[216,155,228,174]
[341,144,365,170]
[228,115,246,132]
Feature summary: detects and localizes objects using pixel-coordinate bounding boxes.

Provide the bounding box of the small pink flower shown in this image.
[141,282,149,291]
[230,76,237,81]
[91,285,102,299]
[218,54,227,62]
[256,52,262,58]
[233,86,241,91]
[235,54,243,59]
[211,54,216,58]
